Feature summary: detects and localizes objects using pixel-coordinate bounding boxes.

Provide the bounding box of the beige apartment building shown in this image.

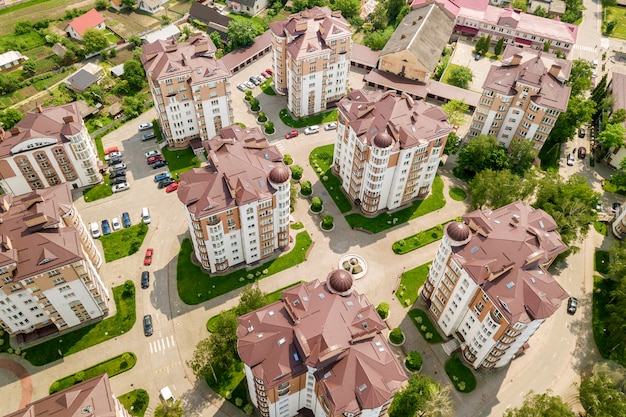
[0,184,108,340]
[141,33,233,149]
[467,46,571,151]
[333,89,450,215]
[0,103,102,196]
[177,126,291,273]
[269,7,352,118]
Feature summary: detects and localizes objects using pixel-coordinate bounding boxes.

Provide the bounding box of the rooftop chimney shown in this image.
[9,127,21,136]
[548,64,562,79]
[510,54,522,66]
[62,116,74,124]
[37,103,43,113]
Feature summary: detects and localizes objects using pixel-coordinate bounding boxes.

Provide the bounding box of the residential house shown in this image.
[237,270,408,417]
[140,33,233,148]
[332,89,450,215]
[227,0,269,16]
[269,7,352,117]
[189,2,232,41]
[467,46,571,151]
[0,103,102,196]
[141,24,181,44]
[0,51,28,72]
[138,0,163,14]
[65,9,106,41]
[421,201,569,369]
[176,125,291,273]
[65,63,104,93]
[378,3,455,83]
[0,184,108,341]
[603,71,626,170]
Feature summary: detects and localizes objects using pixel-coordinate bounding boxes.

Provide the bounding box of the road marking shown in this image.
[574,44,596,53]
[149,335,176,354]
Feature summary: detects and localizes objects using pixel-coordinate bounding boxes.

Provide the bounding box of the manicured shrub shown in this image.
[405,351,423,371]
[389,328,405,344]
[300,180,312,196]
[376,302,390,319]
[321,214,334,230]
[264,121,274,134]
[257,111,267,123]
[310,197,323,213]
[283,154,293,165]
[290,165,303,181]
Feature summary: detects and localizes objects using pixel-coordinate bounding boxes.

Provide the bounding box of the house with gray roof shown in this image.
[226,0,269,16]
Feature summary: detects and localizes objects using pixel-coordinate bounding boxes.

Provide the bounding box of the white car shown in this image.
[324,122,337,131]
[304,125,320,135]
[110,163,127,171]
[567,154,575,166]
[111,217,121,231]
[104,151,122,161]
[112,182,130,193]
[90,222,101,238]
[138,123,153,131]
[145,150,162,159]
[237,83,248,92]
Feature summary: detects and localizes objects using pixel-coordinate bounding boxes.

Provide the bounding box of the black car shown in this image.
[567,297,578,315]
[109,171,126,180]
[143,315,153,336]
[249,76,261,85]
[108,157,123,166]
[578,128,586,138]
[110,176,127,186]
[152,160,169,169]
[141,271,150,289]
[158,178,176,189]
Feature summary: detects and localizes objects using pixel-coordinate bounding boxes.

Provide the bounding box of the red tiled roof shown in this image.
[68,9,105,37]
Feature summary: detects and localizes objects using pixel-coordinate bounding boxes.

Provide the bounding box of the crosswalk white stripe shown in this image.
[170,335,175,347]
[149,341,154,354]
[166,337,170,349]
[574,44,596,52]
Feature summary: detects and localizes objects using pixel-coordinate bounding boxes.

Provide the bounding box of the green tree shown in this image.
[122,0,135,7]
[0,73,19,95]
[469,169,535,209]
[83,28,109,54]
[364,29,393,51]
[494,37,505,55]
[603,0,617,5]
[543,40,551,52]
[390,374,454,417]
[607,108,626,126]
[534,5,547,16]
[441,99,469,127]
[387,0,406,22]
[95,0,108,10]
[331,0,360,18]
[21,60,36,76]
[14,20,33,35]
[124,59,146,92]
[290,164,303,180]
[447,66,473,89]
[608,240,626,281]
[187,310,238,380]
[228,20,257,49]
[457,134,509,176]
[236,283,266,316]
[547,95,596,146]
[568,59,594,97]
[369,1,388,30]
[510,0,527,11]
[128,35,142,48]
[0,109,24,130]
[154,400,184,417]
[579,373,626,417]
[508,138,537,175]
[598,123,626,150]
[504,391,575,417]
[475,36,489,55]
[210,31,223,50]
[444,132,460,155]
[122,94,146,119]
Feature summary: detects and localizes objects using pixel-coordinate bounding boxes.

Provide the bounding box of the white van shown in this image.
[90,222,101,238]
[160,386,175,402]
[142,207,151,224]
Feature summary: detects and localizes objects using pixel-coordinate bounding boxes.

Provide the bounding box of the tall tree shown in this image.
[389,374,454,417]
[236,283,266,316]
[387,0,406,23]
[534,5,547,16]
[227,20,257,49]
[598,123,626,150]
[441,99,469,127]
[444,132,460,155]
[607,108,626,126]
[494,37,505,55]
[508,138,537,175]
[504,391,575,417]
[447,67,473,89]
[83,28,109,54]
[457,134,509,176]
[0,108,24,130]
[331,0,361,18]
[547,95,596,145]
[469,169,535,209]
[568,59,594,97]
[154,400,184,417]
[510,0,527,11]
[579,373,626,417]
[123,59,146,92]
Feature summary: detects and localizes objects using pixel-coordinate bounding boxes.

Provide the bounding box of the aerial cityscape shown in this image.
[0,0,625,415]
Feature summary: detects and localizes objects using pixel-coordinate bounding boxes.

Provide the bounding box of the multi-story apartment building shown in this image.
[7,374,130,417]
[237,270,407,417]
[0,103,101,196]
[141,33,233,149]
[467,46,571,151]
[269,7,352,118]
[177,125,291,273]
[332,89,450,215]
[0,183,108,340]
[421,201,568,369]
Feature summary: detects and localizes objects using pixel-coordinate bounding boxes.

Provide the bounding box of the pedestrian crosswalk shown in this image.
[149,334,176,354]
[274,141,286,153]
[574,44,598,53]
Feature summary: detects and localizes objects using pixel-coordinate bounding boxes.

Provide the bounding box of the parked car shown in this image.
[152,160,168,169]
[578,146,587,159]
[613,202,621,213]
[122,212,131,228]
[324,122,337,131]
[90,222,101,238]
[578,128,586,138]
[567,154,575,166]
[474,53,482,61]
[245,81,255,89]
[104,146,119,155]
[154,172,171,183]
[142,132,156,141]
[145,150,162,159]
[237,83,248,92]
[112,182,130,193]
[109,171,126,180]
[249,76,261,85]
[138,123,153,131]
[166,182,179,193]
[101,220,111,235]
[110,163,127,171]
[144,248,154,266]
[110,176,127,186]
[566,296,578,315]
[265,68,273,76]
[304,125,320,135]
[147,155,163,165]
[105,151,122,161]
[257,74,266,81]
[141,271,150,289]
[158,178,176,189]
[143,315,153,336]
[261,71,270,78]
[108,157,123,166]
[285,130,299,139]
[111,217,121,231]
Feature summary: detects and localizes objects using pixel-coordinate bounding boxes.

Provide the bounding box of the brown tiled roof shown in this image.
[455,201,568,323]
[177,125,286,218]
[611,71,626,129]
[140,34,230,84]
[483,46,571,112]
[237,277,407,416]
[219,31,271,71]
[0,184,82,282]
[6,374,117,417]
[0,103,83,159]
[189,2,232,29]
[351,44,379,67]
[338,89,450,151]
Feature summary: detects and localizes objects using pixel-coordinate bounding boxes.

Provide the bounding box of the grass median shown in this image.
[100,222,149,262]
[309,145,353,213]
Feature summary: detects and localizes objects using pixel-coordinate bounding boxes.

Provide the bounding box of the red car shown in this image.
[105,146,119,155]
[144,248,153,266]
[147,155,163,165]
[265,68,273,76]
[166,182,179,193]
[285,130,299,139]
[261,71,270,78]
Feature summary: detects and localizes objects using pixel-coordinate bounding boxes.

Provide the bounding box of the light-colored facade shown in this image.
[177,126,291,273]
[7,374,130,417]
[467,46,571,150]
[237,271,407,417]
[65,9,106,41]
[0,51,28,72]
[0,184,108,339]
[269,7,352,118]
[141,34,233,149]
[612,205,626,238]
[421,201,568,369]
[0,103,102,196]
[332,89,450,215]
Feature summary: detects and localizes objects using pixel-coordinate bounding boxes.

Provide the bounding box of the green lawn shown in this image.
[50,352,137,394]
[290,221,304,230]
[440,63,466,86]
[260,78,275,95]
[118,389,150,417]
[23,281,136,366]
[345,176,446,233]
[280,108,338,128]
[605,6,626,40]
[392,225,446,255]
[408,308,444,343]
[100,222,149,263]
[83,183,113,202]
[396,262,432,307]
[206,360,249,410]
[593,221,608,236]
[177,230,312,304]
[309,145,353,213]
[449,187,467,201]
[161,146,200,179]
[595,250,610,274]
[0,31,45,51]
[445,354,477,393]
[227,13,268,35]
